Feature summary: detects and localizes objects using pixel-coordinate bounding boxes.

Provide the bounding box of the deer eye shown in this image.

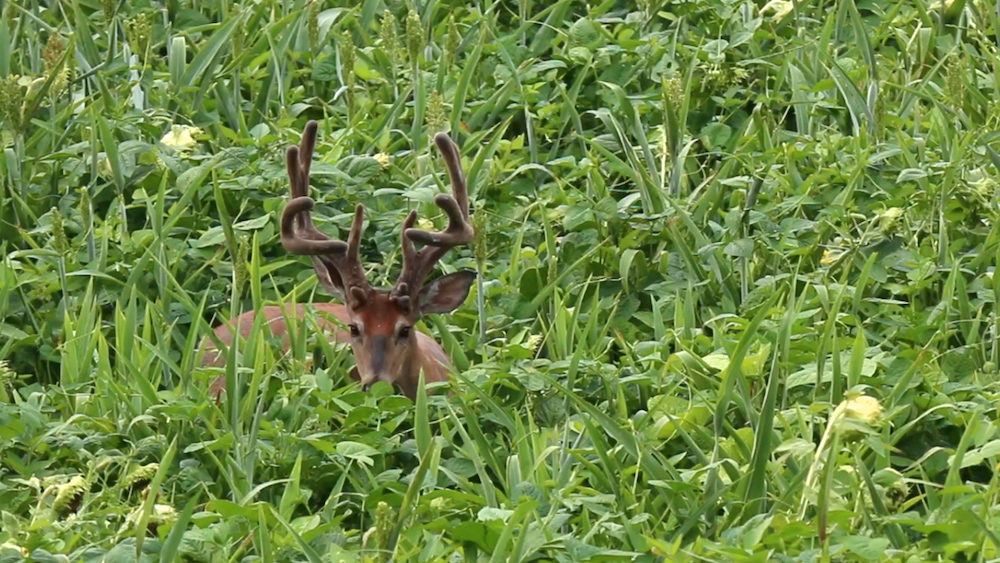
[398,326,411,339]
[349,324,361,338]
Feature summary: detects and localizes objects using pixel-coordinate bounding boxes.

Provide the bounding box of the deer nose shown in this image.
[362,382,372,392]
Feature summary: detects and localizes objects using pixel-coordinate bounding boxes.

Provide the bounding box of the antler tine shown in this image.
[280,197,347,255]
[279,121,373,306]
[343,203,372,308]
[403,133,473,247]
[297,120,318,187]
[390,211,419,312]
[434,132,469,220]
[392,133,475,309]
[281,121,345,255]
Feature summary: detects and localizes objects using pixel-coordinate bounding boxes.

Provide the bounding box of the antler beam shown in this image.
[279,121,373,308]
[391,133,475,311]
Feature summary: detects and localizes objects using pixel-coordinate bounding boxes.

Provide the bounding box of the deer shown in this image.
[201,120,476,401]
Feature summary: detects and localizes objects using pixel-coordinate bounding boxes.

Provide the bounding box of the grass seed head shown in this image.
[446,15,461,62]
[380,10,399,66]
[0,75,24,131]
[426,90,446,133]
[406,9,422,63]
[308,1,320,52]
[124,11,153,55]
[50,207,69,257]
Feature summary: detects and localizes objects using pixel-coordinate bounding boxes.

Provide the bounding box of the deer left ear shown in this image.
[417,269,477,315]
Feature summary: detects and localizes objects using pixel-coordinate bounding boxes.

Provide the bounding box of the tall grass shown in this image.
[2,0,1000,560]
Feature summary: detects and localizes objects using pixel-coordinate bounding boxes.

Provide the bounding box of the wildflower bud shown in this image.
[841,395,882,426]
[526,333,542,353]
[160,124,202,153]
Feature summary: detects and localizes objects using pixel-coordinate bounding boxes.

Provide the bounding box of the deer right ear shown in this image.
[310,256,348,300]
[417,269,477,315]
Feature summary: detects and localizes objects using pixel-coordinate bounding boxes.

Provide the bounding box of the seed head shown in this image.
[380,10,399,67]
[446,15,461,62]
[234,237,249,291]
[0,74,24,131]
[308,1,320,52]
[472,209,487,265]
[50,207,69,257]
[53,475,88,514]
[946,54,966,109]
[43,34,66,72]
[101,0,115,21]
[121,462,159,492]
[426,89,446,133]
[339,34,356,87]
[124,12,153,57]
[78,187,92,228]
[406,9,423,64]
[374,501,395,561]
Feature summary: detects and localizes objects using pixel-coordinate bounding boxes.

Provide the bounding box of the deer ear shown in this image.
[311,256,347,300]
[417,269,477,315]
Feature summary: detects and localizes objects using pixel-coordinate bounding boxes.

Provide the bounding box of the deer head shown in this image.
[280,121,476,392]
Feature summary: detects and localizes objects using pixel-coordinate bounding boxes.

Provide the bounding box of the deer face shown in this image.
[345,292,411,391]
[280,121,476,397]
[342,272,476,391]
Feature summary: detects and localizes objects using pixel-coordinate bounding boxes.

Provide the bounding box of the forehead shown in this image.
[353,291,409,329]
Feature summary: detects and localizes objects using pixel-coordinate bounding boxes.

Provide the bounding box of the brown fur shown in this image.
[203,124,473,403]
[202,300,454,402]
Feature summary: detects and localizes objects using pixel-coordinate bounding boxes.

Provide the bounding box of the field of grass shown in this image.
[4,0,1000,560]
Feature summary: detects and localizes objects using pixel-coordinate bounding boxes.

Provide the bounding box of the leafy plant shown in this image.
[3,0,1000,560]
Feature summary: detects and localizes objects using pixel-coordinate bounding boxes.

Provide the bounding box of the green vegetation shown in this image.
[3,0,1000,560]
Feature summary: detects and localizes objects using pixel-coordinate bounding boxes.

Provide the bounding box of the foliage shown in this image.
[3,0,1000,560]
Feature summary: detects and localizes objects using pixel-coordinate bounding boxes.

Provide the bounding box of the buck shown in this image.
[202,121,476,401]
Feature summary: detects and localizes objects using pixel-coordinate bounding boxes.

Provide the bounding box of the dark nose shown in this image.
[362,383,372,392]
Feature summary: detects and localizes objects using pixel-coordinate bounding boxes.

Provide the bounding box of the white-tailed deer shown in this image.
[202,121,476,401]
